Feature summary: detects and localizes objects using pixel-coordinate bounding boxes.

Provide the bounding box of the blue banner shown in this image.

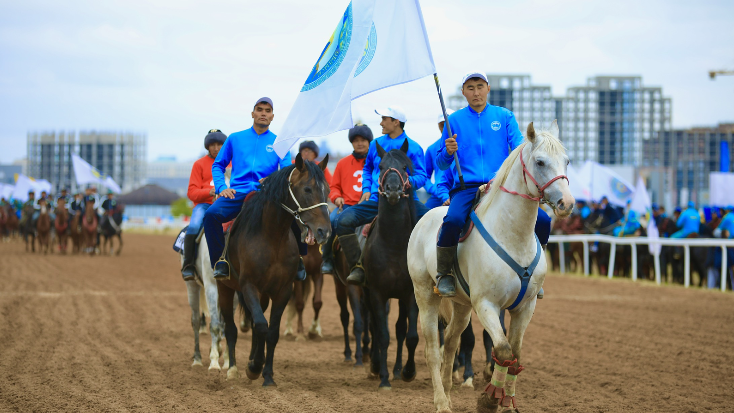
[721,141,730,172]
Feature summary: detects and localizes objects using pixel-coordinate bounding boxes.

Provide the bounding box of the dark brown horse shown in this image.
[218,154,331,386]
[55,201,70,254]
[362,141,420,390]
[21,202,36,252]
[284,243,325,340]
[101,205,124,255]
[36,203,52,254]
[82,201,98,255]
[3,205,19,241]
[70,210,82,253]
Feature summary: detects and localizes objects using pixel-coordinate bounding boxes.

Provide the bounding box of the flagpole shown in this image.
[433,73,466,190]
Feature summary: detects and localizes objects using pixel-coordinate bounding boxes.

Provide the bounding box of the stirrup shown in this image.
[346,263,366,287]
[434,274,456,297]
[213,258,230,280]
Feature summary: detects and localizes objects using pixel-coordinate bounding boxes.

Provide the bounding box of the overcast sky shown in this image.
[1,0,732,164]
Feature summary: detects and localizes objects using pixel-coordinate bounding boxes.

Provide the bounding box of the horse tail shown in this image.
[236,290,252,331]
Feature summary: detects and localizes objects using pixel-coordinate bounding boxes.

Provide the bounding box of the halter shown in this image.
[280,168,328,225]
[496,144,569,211]
[378,167,411,198]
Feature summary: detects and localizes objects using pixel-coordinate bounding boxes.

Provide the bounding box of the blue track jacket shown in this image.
[718,213,734,238]
[423,139,442,200]
[437,104,524,189]
[212,127,290,195]
[362,132,427,202]
[676,207,701,235]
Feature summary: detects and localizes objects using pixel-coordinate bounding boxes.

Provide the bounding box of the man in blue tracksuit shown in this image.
[434,71,552,297]
[671,201,700,238]
[424,111,454,209]
[203,97,307,281]
[338,106,430,286]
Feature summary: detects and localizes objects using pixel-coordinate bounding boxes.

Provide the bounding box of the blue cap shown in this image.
[675,206,682,213]
[254,97,273,109]
[652,203,659,210]
[688,201,695,208]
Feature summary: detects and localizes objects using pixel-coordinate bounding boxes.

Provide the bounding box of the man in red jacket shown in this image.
[320,124,373,274]
[181,129,227,281]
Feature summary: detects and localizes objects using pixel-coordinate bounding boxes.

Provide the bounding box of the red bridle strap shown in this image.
[496,147,569,206]
[378,167,411,198]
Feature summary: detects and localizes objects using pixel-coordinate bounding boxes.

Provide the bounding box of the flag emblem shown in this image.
[355,23,377,77]
[301,3,353,92]
[610,177,632,199]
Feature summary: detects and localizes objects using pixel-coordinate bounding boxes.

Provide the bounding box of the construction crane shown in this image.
[709,69,734,80]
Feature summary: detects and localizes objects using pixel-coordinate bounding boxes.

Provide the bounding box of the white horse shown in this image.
[181,235,229,370]
[408,121,574,413]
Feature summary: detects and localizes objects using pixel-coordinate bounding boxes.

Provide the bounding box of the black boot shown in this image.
[436,246,457,297]
[320,233,335,274]
[297,257,307,281]
[181,234,197,281]
[340,234,365,286]
[213,255,230,280]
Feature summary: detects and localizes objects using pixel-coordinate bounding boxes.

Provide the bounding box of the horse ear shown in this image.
[295,152,304,171]
[400,139,409,154]
[318,154,329,172]
[376,142,387,158]
[549,119,559,138]
[527,122,536,144]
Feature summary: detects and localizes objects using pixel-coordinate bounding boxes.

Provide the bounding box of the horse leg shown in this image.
[217,284,238,380]
[348,285,365,366]
[308,271,324,339]
[361,288,372,366]
[393,297,408,380]
[415,277,450,412]
[441,302,471,404]
[242,283,269,381]
[400,294,419,382]
[501,300,539,411]
[475,300,516,412]
[201,261,223,371]
[186,280,203,367]
[368,290,391,389]
[335,279,352,362]
[482,309,506,382]
[116,233,123,255]
[294,280,305,338]
[459,320,475,388]
[262,292,289,387]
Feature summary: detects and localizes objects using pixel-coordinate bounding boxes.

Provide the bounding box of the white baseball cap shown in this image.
[461,71,488,85]
[375,106,407,123]
[437,108,455,124]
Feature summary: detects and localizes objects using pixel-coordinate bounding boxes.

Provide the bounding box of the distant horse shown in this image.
[55,202,70,254]
[3,205,19,242]
[362,140,420,390]
[332,225,371,366]
[179,235,229,370]
[284,243,325,341]
[101,205,124,255]
[21,202,36,252]
[217,154,331,385]
[70,210,82,254]
[408,122,574,412]
[81,201,98,255]
[36,204,52,254]
[584,209,618,274]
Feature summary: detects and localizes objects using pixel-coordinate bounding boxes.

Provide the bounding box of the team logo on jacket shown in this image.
[301,4,353,92]
[266,145,274,153]
[491,121,501,131]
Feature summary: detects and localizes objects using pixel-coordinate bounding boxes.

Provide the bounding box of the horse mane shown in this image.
[231,161,327,239]
[383,148,414,174]
[475,128,566,217]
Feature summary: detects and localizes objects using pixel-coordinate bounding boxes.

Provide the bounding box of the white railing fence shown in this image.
[547,234,734,292]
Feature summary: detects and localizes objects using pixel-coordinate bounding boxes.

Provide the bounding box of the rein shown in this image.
[378,167,411,198]
[494,144,569,211]
[280,168,328,226]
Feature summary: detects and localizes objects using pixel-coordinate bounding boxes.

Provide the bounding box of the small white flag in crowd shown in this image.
[274,0,436,157]
[629,176,660,255]
[576,161,635,207]
[72,153,121,193]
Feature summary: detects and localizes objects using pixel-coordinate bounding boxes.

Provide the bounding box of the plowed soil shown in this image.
[1,233,733,412]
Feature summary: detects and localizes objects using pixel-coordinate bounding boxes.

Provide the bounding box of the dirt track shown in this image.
[1,233,733,412]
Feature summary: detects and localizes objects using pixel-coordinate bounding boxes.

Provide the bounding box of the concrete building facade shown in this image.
[27,130,146,193]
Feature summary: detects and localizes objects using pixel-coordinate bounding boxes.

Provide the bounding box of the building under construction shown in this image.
[26,130,146,194]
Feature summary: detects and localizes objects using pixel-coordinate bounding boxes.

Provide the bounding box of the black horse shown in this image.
[20,202,36,252]
[362,141,419,390]
[101,205,124,255]
[217,155,331,386]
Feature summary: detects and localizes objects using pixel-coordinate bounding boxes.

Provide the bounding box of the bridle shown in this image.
[378,167,411,198]
[280,167,328,226]
[495,144,569,211]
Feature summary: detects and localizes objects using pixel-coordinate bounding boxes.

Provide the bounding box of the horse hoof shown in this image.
[343,357,353,363]
[452,370,461,383]
[308,331,322,340]
[192,359,203,367]
[401,369,417,382]
[295,334,306,342]
[226,366,239,380]
[461,377,473,389]
[208,361,221,371]
[377,384,392,391]
[354,360,363,367]
[477,392,500,413]
[262,378,277,387]
[245,365,261,380]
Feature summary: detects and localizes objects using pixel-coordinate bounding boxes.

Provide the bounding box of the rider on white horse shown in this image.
[434,71,552,297]
[202,97,308,281]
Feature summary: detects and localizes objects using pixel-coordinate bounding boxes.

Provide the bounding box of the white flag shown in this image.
[103,176,122,194]
[630,176,660,255]
[0,183,15,200]
[11,174,35,202]
[576,161,635,207]
[71,153,105,186]
[274,0,436,157]
[566,164,591,201]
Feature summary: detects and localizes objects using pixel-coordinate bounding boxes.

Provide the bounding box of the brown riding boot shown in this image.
[339,233,365,286]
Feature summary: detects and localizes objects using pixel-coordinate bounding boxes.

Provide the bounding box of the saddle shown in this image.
[436,187,484,244]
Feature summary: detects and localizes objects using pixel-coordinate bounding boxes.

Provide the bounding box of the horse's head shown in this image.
[288,153,332,245]
[375,140,413,206]
[523,120,575,218]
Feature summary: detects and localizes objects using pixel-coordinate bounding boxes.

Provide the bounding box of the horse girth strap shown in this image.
[280,168,328,225]
[469,211,542,310]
